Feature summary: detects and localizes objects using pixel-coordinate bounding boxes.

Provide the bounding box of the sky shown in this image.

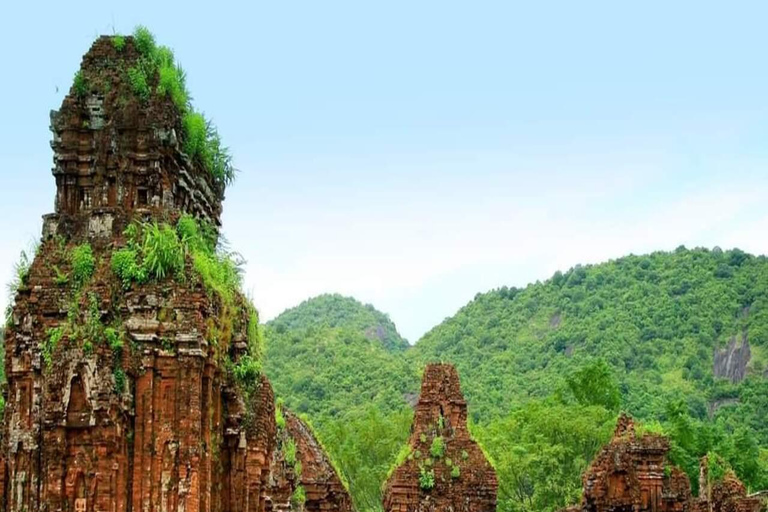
[1,1,767,342]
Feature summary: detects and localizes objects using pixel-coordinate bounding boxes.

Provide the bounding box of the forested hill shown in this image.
[411,246,768,424]
[264,248,768,511]
[268,293,409,351]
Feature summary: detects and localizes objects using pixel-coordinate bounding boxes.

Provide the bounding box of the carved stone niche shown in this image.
[65,374,91,428]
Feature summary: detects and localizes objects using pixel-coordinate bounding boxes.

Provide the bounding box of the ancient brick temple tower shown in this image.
[0,34,353,512]
[382,363,497,512]
[565,414,765,512]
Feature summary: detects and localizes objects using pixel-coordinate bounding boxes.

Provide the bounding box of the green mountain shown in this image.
[265,295,416,511]
[264,248,768,512]
[269,294,409,351]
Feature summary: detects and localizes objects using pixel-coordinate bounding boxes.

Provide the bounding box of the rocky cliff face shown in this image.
[566,414,764,512]
[382,364,497,512]
[0,34,352,512]
[714,334,752,384]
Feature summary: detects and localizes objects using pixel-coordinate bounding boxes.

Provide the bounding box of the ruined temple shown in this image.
[268,407,353,512]
[0,34,353,512]
[382,364,497,512]
[565,414,765,512]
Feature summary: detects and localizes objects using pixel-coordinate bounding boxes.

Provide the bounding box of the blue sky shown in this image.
[1,1,767,341]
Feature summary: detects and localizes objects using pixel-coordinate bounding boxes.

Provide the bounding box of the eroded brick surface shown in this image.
[382,364,497,512]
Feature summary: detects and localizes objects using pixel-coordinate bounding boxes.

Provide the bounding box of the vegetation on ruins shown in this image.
[265,247,768,511]
[71,26,235,188]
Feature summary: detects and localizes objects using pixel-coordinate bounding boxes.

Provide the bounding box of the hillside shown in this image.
[264,247,768,512]
[269,294,409,351]
[264,297,416,510]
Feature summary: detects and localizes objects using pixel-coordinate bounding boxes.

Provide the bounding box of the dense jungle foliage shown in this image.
[265,248,768,512]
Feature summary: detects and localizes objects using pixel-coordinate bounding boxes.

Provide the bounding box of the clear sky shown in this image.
[1,1,767,342]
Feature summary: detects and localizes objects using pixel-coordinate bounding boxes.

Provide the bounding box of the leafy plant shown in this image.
[418,467,435,490]
[141,223,184,280]
[132,25,156,56]
[112,35,126,51]
[234,355,262,386]
[111,248,145,288]
[276,406,286,430]
[127,65,150,101]
[451,464,461,479]
[284,438,298,467]
[43,327,65,368]
[430,436,445,458]
[291,485,306,507]
[52,265,69,286]
[71,244,95,287]
[73,71,88,97]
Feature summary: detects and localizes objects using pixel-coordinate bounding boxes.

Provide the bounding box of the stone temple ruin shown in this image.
[382,363,498,512]
[565,414,765,512]
[0,35,352,512]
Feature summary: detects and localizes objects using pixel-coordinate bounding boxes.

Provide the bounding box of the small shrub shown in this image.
[234,355,262,386]
[113,368,126,394]
[111,248,145,288]
[420,433,427,444]
[105,327,123,352]
[73,71,88,98]
[275,406,286,430]
[133,25,156,56]
[419,467,435,490]
[142,223,184,280]
[127,65,150,101]
[284,438,298,467]
[71,244,95,287]
[451,465,461,479]
[430,436,445,458]
[52,265,69,286]
[82,339,94,355]
[461,450,469,460]
[294,460,303,478]
[44,327,65,367]
[112,35,126,51]
[291,485,306,506]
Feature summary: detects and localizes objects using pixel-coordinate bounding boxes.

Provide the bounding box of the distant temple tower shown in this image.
[382,363,497,512]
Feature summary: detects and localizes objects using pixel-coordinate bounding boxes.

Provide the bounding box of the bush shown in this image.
[71,244,95,287]
[451,464,461,479]
[44,327,65,367]
[133,25,156,56]
[291,485,306,506]
[111,248,145,288]
[284,438,298,466]
[418,467,435,490]
[141,223,184,280]
[113,368,126,394]
[276,406,286,430]
[73,71,88,98]
[127,65,150,101]
[112,35,126,51]
[234,355,262,386]
[430,436,445,458]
